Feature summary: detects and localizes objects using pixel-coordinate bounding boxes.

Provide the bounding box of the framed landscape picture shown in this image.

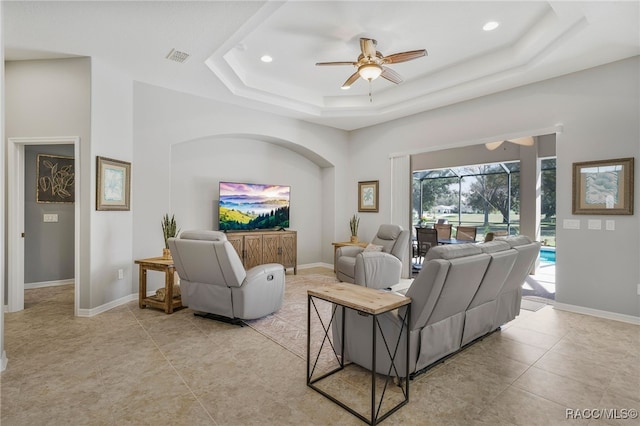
[358,180,379,212]
[96,156,131,211]
[37,154,75,203]
[572,157,634,215]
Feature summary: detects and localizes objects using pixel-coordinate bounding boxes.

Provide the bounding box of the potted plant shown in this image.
[161,214,180,259]
[349,214,360,243]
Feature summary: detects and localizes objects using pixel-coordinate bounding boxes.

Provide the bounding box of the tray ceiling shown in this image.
[4,1,639,130]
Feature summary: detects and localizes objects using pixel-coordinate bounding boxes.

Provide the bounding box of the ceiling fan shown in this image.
[316,38,427,89]
[485,137,535,150]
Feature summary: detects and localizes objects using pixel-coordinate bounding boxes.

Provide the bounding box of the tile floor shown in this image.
[1,267,638,425]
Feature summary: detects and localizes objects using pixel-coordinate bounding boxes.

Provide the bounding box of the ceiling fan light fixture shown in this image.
[485,140,504,151]
[358,63,382,81]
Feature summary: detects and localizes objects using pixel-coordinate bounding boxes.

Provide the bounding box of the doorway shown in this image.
[7,137,81,315]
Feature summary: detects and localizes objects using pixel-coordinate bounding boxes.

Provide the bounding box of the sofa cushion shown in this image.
[425,243,482,261]
[337,255,356,279]
[501,235,533,247]
[477,240,511,253]
[376,224,402,240]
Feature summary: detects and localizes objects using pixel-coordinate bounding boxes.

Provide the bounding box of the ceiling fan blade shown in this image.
[381,66,403,84]
[382,49,427,64]
[359,38,377,59]
[316,61,357,66]
[485,141,504,151]
[509,136,535,146]
[341,72,360,89]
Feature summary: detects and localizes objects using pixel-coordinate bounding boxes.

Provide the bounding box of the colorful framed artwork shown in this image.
[96,156,131,211]
[358,180,379,212]
[572,157,634,215]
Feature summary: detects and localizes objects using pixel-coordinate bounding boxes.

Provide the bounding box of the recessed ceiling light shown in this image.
[483,21,500,31]
[260,55,273,63]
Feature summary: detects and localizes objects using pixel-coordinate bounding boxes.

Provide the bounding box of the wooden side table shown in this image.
[331,241,368,272]
[307,283,411,425]
[135,257,183,314]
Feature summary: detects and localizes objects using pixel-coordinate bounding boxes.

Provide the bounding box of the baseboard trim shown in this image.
[554,302,640,325]
[24,279,74,290]
[297,262,333,270]
[77,293,138,317]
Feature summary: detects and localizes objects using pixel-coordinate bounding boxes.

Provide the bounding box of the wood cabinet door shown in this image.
[262,234,281,265]
[226,234,244,262]
[243,234,263,270]
[281,232,297,269]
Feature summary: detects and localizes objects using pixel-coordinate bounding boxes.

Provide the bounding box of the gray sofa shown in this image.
[333,235,541,377]
[168,230,285,321]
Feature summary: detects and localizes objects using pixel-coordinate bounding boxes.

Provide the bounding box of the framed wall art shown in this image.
[572,157,634,215]
[37,154,75,203]
[96,156,131,211]
[358,180,379,212]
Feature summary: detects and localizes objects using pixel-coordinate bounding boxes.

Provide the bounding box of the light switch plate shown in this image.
[605,220,615,231]
[588,219,601,230]
[563,219,580,230]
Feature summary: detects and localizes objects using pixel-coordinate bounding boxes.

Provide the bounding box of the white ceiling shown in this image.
[4,1,640,131]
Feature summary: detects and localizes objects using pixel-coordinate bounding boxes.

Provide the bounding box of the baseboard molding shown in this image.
[24,279,74,290]
[77,293,138,317]
[297,262,333,271]
[554,302,640,325]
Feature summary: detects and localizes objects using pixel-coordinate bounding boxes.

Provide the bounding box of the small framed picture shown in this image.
[37,154,75,203]
[96,156,131,211]
[572,157,634,215]
[358,180,379,212]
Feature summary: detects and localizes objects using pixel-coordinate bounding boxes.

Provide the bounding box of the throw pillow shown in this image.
[364,243,384,252]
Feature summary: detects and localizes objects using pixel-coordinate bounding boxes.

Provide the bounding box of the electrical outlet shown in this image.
[43,214,58,222]
[587,219,601,230]
[118,269,124,280]
[563,219,580,229]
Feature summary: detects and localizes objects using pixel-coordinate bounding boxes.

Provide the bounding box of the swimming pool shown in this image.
[540,246,556,263]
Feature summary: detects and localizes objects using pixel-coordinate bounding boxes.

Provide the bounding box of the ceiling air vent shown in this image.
[166,48,190,63]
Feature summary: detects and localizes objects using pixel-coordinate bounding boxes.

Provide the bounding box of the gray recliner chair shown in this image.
[335,224,410,289]
[168,230,285,323]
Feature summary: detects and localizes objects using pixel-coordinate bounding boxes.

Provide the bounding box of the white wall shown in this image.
[349,57,640,318]
[5,57,91,308]
[133,83,349,291]
[170,136,324,265]
[1,0,7,371]
[4,53,636,324]
[89,58,134,309]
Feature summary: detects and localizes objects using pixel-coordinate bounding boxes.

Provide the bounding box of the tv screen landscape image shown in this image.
[219,182,290,231]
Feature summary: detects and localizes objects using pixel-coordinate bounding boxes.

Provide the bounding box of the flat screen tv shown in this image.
[218,182,290,231]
